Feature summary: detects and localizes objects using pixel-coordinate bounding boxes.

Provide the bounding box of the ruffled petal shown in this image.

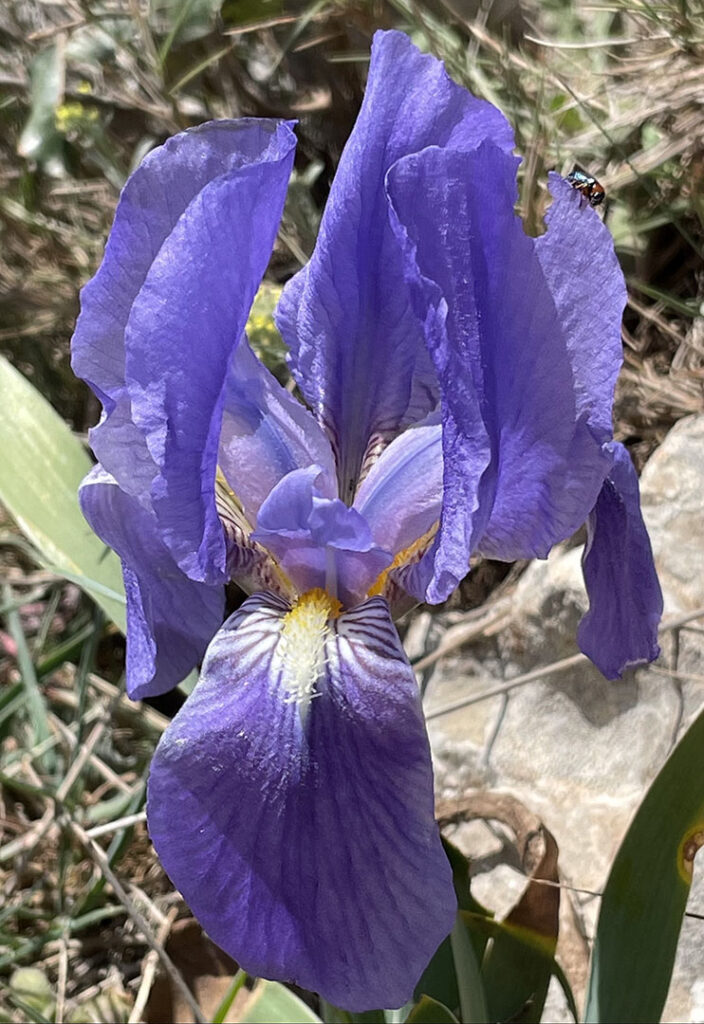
[353,416,443,557]
[72,119,294,501]
[147,593,455,1011]
[79,466,224,700]
[386,153,491,602]
[535,175,627,440]
[388,142,615,594]
[578,442,662,678]
[277,29,513,500]
[219,338,336,525]
[252,467,391,607]
[124,120,296,584]
[88,393,156,507]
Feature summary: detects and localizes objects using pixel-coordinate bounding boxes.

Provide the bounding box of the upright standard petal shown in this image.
[79,467,224,700]
[147,592,456,1011]
[72,120,293,500]
[277,29,513,500]
[125,120,296,584]
[578,442,662,678]
[388,142,614,598]
[219,338,337,525]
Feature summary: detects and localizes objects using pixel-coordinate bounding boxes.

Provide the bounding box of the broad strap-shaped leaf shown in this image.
[584,705,704,1023]
[480,819,561,1023]
[414,836,492,1015]
[406,996,459,1023]
[239,980,322,1023]
[0,356,125,629]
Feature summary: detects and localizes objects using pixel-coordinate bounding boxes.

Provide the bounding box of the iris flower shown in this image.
[72,30,662,1011]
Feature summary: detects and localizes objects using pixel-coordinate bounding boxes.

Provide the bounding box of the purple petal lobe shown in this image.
[219,339,336,525]
[578,442,662,679]
[125,120,296,584]
[79,467,224,699]
[354,417,443,557]
[277,29,513,500]
[536,175,626,440]
[147,592,455,1010]
[88,393,157,506]
[388,142,615,590]
[386,156,492,602]
[252,467,391,607]
[72,119,294,501]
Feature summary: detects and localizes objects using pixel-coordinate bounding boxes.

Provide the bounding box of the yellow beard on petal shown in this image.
[367,522,438,599]
[277,589,342,704]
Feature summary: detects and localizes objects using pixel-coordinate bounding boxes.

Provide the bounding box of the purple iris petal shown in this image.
[147,593,455,1011]
[536,175,626,441]
[353,416,443,557]
[79,467,224,699]
[72,120,294,500]
[386,153,491,602]
[88,393,157,507]
[72,27,665,1011]
[125,120,296,585]
[219,338,337,525]
[388,142,617,598]
[252,466,391,607]
[277,28,513,501]
[578,442,662,678]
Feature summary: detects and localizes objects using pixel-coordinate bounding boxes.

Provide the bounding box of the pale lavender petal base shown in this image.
[252,466,392,606]
[578,442,663,678]
[219,338,337,525]
[354,416,443,556]
[147,594,456,1011]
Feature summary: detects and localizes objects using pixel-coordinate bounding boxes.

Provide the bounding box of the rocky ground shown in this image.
[423,412,704,1023]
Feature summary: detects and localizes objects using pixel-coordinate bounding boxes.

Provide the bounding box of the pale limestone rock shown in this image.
[639,413,704,615]
[424,415,704,1022]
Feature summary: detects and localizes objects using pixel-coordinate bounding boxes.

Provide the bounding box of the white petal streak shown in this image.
[214,593,412,715]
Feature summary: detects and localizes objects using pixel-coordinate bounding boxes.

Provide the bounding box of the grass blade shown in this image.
[585,705,704,1022]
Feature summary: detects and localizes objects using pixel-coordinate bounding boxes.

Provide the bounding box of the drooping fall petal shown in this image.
[147,593,456,1010]
[79,467,224,699]
[578,442,662,678]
